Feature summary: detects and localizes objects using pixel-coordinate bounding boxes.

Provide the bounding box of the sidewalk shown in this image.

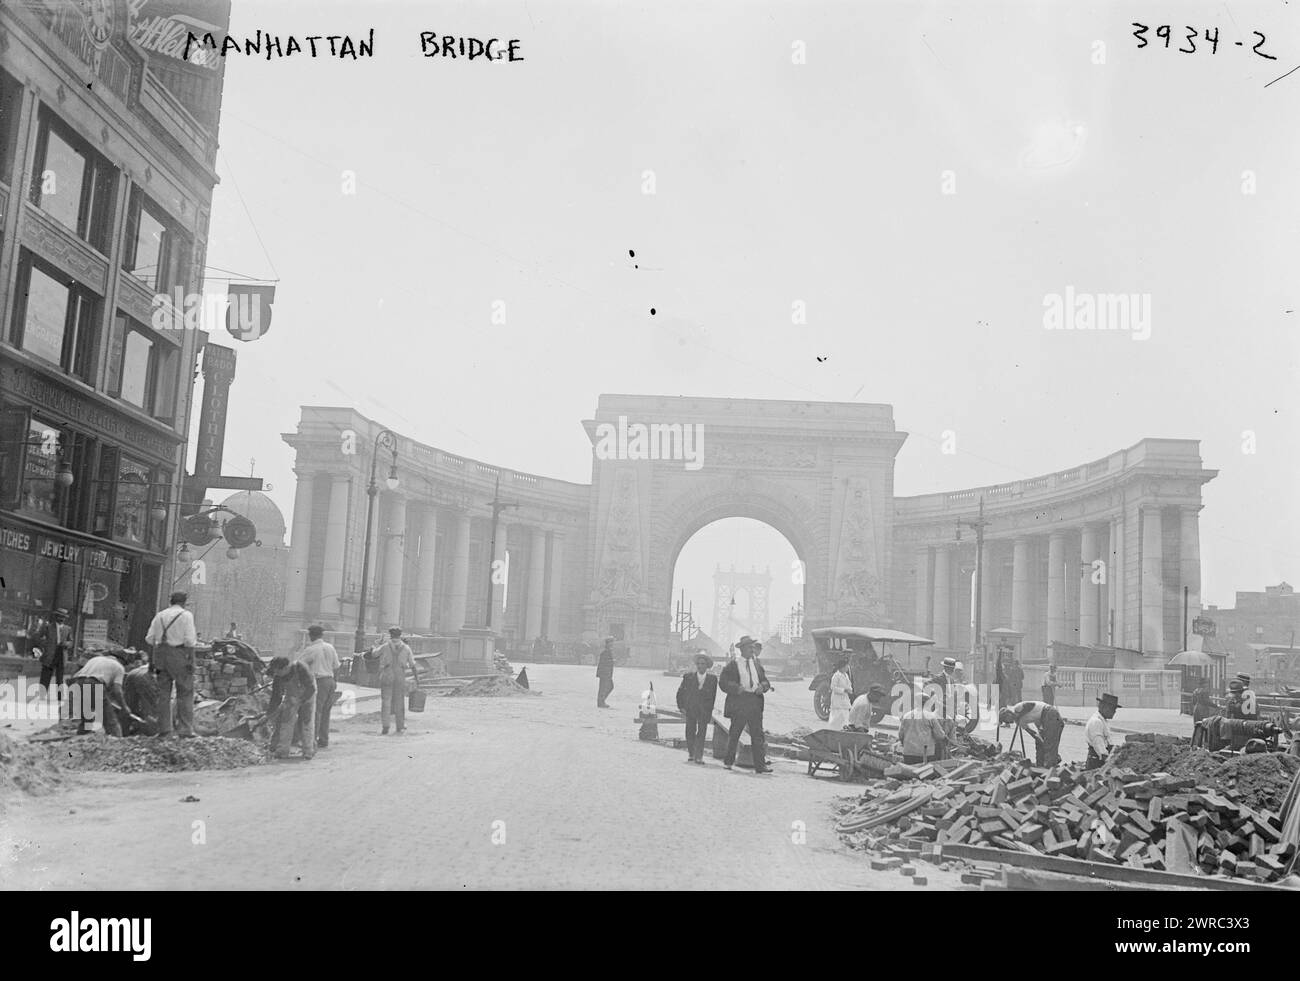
[1055,704,1192,738]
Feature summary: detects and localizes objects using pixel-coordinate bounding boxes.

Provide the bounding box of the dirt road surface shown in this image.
[1,665,976,890]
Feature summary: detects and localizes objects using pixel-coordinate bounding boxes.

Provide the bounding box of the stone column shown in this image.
[1046,531,1067,645]
[545,533,565,638]
[1141,507,1165,654]
[1110,514,1125,647]
[1079,524,1101,647]
[932,547,952,648]
[380,494,407,628]
[913,546,931,637]
[1180,506,1202,651]
[283,472,315,617]
[524,526,547,642]
[1063,532,1081,644]
[319,473,352,617]
[412,507,439,632]
[446,512,472,631]
[489,521,510,626]
[1011,538,1031,634]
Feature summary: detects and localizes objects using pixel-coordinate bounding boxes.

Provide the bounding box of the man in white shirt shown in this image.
[999,699,1064,767]
[144,591,198,738]
[1084,691,1121,769]
[718,636,772,773]
[846,684,888,730]
[72,650,129,736]
[294,625,341,749]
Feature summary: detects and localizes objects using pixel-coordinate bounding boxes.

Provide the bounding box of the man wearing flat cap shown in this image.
[718,636,772,773]
[1085,691,1121,769]
[675,653,718,764]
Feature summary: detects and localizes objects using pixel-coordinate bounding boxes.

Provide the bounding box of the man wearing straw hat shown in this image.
[1084,691,1121,769]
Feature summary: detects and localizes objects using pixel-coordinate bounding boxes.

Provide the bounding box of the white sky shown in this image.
[196,0,1300,614]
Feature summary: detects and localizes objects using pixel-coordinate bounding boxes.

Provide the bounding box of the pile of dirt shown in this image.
[0,731,65,808]
[1197,753,1299,812]
[1107,737,1298,811]
[446,676,538,698]
[1105,737,1193,774]
[47,734,266,773]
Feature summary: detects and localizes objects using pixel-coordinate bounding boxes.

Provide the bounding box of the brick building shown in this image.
[1203,582,1300,679]
[0,1,230,668]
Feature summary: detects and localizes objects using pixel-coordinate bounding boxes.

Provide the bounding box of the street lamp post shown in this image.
[956,496,990,687]
[354,429,399,654]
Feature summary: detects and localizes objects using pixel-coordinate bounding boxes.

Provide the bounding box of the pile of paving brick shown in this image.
[194,650,260,700]
[47,734,266,773]
[0,731,65,809]
[834,754,1298,884]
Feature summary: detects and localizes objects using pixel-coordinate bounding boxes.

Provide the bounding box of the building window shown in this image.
[11,253,100,383]
[28,110,117,253]
[0,68,21,187]
[107,314,181,422]
[1256,626,1264,636]
[123,187,189,293]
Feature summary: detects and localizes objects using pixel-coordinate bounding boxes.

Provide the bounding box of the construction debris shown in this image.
[193,689,273,739]
[1106,735,1299,811]
[445,675,539,697]
[834,754,1298,885]
[0,731,65,809]
[47,734,266,773]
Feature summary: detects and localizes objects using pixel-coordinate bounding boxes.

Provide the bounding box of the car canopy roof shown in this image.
[810,626,935,646]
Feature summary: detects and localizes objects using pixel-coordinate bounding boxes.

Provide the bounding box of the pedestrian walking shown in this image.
[294,625,340,749]
[718,636,772,773]
[596,636,615,707]
[1041,662,1058,705]
[267,656,316,760]
[372,626,420,734]
[144,591,198,738]
[675,653,718,763]
[827,654,852,730]
[33,608,73,707]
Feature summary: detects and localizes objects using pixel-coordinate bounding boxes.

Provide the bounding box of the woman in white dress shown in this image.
[827,655,853,729]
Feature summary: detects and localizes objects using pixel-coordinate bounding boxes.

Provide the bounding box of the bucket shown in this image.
[408,689,427,713]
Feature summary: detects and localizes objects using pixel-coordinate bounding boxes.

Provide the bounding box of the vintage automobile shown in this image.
[808,626,935,721]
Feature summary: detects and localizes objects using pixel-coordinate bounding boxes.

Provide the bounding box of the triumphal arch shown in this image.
[279,395,1214,671]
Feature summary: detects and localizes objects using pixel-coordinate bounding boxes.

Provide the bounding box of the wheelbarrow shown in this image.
[805,728,893,782]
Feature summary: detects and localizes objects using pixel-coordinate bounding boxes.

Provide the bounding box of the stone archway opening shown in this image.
[669,517,806,662]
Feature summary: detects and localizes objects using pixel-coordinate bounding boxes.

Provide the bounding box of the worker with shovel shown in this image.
[267,656,317,760]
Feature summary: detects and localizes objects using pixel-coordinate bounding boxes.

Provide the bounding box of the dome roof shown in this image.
[218,490,287,545]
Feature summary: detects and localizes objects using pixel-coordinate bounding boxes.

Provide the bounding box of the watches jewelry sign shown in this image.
[194,342,236,482]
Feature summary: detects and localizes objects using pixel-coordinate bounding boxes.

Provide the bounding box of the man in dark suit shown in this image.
[595,637,615,708]
[718,636,772,773]
[34,608,73,707]
[675,653,718,764]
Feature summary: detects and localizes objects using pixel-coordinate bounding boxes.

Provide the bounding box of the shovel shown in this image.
[225,710,271,741]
